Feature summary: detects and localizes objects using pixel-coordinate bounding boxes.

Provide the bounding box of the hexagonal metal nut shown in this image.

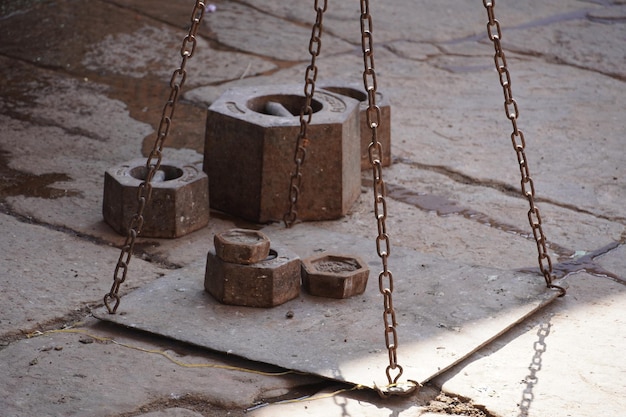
[103,158,209,238]
[204,244,301,308]
[320,82,391,170]
[203,84,361,223]
[301,253,369,299]
[214,228,271,265]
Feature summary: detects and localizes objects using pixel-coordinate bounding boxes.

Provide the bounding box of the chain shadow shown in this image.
[517,320,552,417]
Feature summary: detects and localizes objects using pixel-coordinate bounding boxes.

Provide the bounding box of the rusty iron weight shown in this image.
[213,229,271,265]
[103,159,209,238]
[203,84,361,223]
[301,253,370,299]
[482,0,565,297]
[104,0,207,314]
[204,245,301,308]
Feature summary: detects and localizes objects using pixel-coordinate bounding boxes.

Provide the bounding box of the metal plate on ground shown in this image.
[94,225,564,388]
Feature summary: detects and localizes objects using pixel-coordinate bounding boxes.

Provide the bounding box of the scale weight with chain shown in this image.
[97,0,566,396]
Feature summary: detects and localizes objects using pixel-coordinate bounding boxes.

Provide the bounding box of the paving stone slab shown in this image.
[0,213,167,339]
[237,0,592,44]
[81,22,276,86]
[0,319,321,417]
[109,0,355,62]
[0,0,276,85]
[94,226,564,389]
[378,162,626,265]
[503,13,626,80]
[433,274,626,417]
[383,52,626,221]
[203,1,354,62]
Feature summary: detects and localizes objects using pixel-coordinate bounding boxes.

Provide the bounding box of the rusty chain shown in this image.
[283,0,328,228]
[482,0,565,296]
[104,0,206,314]
[360,0,406,387]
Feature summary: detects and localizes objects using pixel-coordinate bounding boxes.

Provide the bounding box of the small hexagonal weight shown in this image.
[214,228,271,265]
[103,158,209,238]
[320,82,391,170]
[203,84,361,223]
[204,244,301,308]
[301,253,370,299]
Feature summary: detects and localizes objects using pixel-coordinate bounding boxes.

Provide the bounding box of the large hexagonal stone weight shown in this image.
[103,158,209,238]
[203,84,361,223]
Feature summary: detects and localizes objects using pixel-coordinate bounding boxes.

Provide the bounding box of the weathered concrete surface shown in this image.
[0,213,167,339]
[0,317,321,417]
[433,275,626,417]
[0,0,624,416]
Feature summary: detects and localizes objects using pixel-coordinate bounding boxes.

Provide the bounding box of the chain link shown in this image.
[283,0,328,228]
[482,0,565,296]
[360,0,404,385]
[104,0,207,314]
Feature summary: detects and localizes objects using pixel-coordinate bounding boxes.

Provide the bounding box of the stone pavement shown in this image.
[0,0,624,416]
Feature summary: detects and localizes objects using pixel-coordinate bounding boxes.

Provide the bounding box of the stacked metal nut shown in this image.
[204,229,301,307]
[204,228,370,307]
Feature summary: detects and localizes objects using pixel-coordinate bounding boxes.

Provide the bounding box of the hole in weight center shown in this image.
[130,165,184,182]
[247,94,323,117]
